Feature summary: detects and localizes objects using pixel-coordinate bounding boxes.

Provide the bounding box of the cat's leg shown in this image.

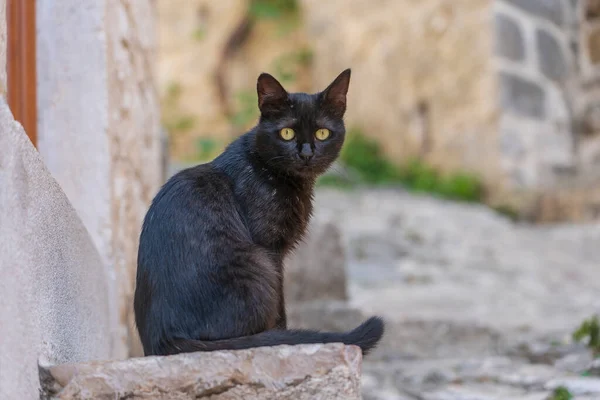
[179,244,281,344]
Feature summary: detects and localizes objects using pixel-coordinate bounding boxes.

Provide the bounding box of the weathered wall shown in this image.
[493,0,578,189]
[106,0,164,357]
[302,0,502,183]
[157,0,312,160]
[36,0,163,357]
[0,99,119,399]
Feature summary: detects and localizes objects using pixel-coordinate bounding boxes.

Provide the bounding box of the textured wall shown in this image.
[106,0,163,356]
[156,0,313,159]
[36,0,163,357]
[302,0,502,184]
[493,0,578,189]
[0,99,119,399]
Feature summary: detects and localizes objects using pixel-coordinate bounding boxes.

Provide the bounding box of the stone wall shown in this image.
[0,98,119,399]
[302,0,502,184]
[157,0,312,160]
[490,0,600,219]
[36,0,163,357]
[494,0,577,189]
[156,0,600,221]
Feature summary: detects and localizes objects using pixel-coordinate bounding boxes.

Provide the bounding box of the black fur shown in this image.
[134,69,384,356]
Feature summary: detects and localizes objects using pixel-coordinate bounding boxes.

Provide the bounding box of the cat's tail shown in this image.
[162,316,384,356]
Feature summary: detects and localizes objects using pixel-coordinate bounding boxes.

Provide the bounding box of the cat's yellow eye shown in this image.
[315,128,330,141]
[279,128,295,141]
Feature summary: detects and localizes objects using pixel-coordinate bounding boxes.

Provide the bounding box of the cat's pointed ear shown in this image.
[257,73,288,115]
[321,68,351,118]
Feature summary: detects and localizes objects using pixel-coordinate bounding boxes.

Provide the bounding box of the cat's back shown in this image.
[139,163,246,253]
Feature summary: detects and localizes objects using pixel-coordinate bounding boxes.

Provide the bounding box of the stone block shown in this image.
[285,219,348,303]
[499,72,546,119]
[504,0,564,26]
[494,13,526,61]
[40,344,362,400]
[537,29,568,81]
[288,301,504,361]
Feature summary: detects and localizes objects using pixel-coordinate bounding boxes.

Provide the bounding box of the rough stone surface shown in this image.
[499,72,546,119]
[0,99,119,399]
[41,344,362,400]
[310,188,600,399]
[503,0,565,26]
[106,0,164,357]
[285,219,348,303]
[494,13,526,61]
[36,0,163,357]
[157,0,312,158]
[537,29,568,81]
[302,0,501,183]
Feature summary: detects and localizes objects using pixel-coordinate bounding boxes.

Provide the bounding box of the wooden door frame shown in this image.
[7,0,37,147]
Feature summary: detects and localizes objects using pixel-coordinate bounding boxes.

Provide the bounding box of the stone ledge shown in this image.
[40,343,362,400]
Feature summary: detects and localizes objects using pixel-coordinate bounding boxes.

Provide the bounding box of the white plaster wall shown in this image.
[0,99,119,399]
[36,0,113,276]
[36,0,162,356]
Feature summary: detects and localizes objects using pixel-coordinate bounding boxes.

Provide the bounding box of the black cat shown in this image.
[134,69,384,356]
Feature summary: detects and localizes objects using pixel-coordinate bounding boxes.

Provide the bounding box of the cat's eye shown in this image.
[279,128,295,141]
[315,128,330,141]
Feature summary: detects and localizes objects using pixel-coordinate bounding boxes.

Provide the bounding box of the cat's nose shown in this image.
[299,144,313,162]
[300,143,313,161]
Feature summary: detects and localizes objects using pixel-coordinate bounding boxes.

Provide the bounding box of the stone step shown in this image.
[362,356,600,400]
[40,344,362,400]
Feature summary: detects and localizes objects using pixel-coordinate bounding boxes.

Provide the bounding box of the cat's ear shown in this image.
[321,68,351,118]
[257,73,288,115]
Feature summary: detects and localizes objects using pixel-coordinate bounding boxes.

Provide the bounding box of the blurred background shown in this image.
[2,0,600,399]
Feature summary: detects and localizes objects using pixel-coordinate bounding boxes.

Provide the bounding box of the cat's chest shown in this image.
[238,181,312,252]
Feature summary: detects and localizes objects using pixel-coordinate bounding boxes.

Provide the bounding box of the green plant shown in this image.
[316,174,355,189]
[230,89,260,128]
[548,386,573,400]
[333,129,485,202]
[340,130,402,184]
[492,204,520,221]
[195,137,218,161]
[573,315,600,355]
[249,0,298,20]
[162,81,198,135]
[192,27,206,41]
[164,115,196,133]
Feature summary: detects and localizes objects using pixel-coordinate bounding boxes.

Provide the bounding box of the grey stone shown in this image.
[288,301,505,361]
[499,73,546,119]
[284,219,348,303]
[504,0,564,26]
[313,188,600,339]
[40,344,362,400]
[495,13,526,61]
[536,29,568,81]
[0,99,119,399]
[288,301,367,333]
